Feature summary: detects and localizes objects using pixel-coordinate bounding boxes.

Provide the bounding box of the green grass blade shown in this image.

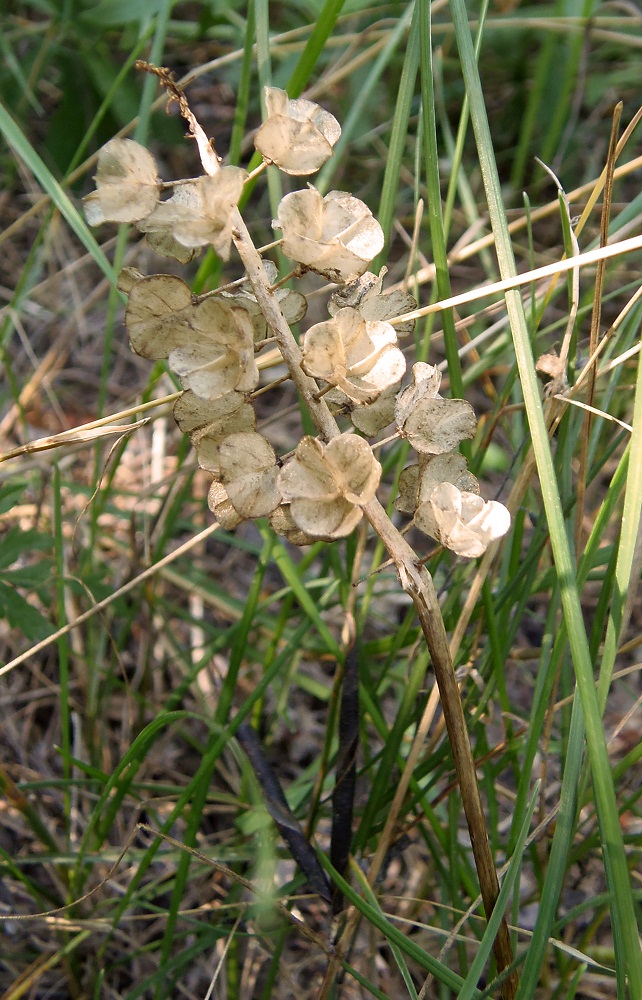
[537,0,599,171]
[519,694,585,994]
[597,345,642,708]
[102,619,315,941]
[287,0,347,98]
[133,0,174,146]
[320,855,481,995]
[509,28,556,191]
[215,531,275,727]
[66,35,152,175]
[0,99,116,285]
[254,0,272,92]
[269,533,342,659]
[156,533,276,994]
[448,1,642,994]
[70,709,196,895]
[354,648,429,850]
[52,465,71,857]
[255,0,283,223]
[228,0,256,165]
[350,861,419,999]
[418,0,464,401]
[316,5,415,195]
[374,3,419,265]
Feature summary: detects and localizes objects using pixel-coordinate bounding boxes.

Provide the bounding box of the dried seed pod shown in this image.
[414,482,511,558]
[83,138,161,225]
[278,435,381,540]
[219,432,281,519]
[255,87,341,175]
[395,363,476,455]
[302,307,405,404]
[138,168,247,259]
[277,188,384,282]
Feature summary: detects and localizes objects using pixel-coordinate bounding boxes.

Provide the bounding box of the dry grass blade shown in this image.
[0,419,149,464]
[0,523,220,678]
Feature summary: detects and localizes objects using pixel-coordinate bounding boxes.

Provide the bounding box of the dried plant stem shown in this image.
[163,65,518,991]
[363,499,518,998]
[236,231,517,991]
[232,216,339,441]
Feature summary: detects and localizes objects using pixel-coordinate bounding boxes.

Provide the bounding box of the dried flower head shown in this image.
[168,321,258,400]
[329,269,417,337]
[83,138,161,225]
[302,306,406,404]
[278,434,381,539]
[174,391,257,479]
[218,432,281,518]
[207,480,244,530]
[395,452,480,515]
[414,482,511,558]
[254,86,341,175]
[124,275,259,399]
[277,188,385,282]
[395,363,477,454]
[173,389,254,439]
[145,230,200,264]
[138,168,247,259]
[321,378,401,437]
[269,504,316,546]
[219,286,307,343]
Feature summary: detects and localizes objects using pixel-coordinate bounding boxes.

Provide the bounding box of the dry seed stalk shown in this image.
[85,63,517,996]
